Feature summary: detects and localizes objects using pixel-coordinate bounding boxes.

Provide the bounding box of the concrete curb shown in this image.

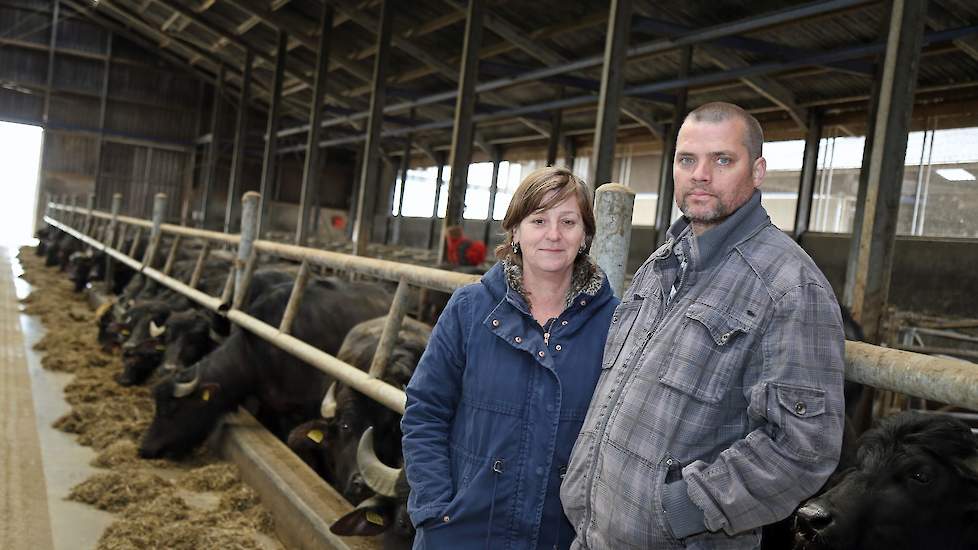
[215,411,379,550]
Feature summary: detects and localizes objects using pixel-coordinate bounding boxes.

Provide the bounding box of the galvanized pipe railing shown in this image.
[44,193,482,415]
[44,197,978,414]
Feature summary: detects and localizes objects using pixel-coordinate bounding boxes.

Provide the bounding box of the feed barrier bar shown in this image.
[44,200,978,413]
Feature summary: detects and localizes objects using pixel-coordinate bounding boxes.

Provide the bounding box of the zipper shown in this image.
[542,317,556,348]
[580,270,669,542]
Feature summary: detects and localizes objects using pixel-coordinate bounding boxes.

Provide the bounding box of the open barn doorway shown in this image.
[0,121,43,247]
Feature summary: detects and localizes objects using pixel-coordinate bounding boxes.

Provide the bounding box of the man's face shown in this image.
[673,117,766,235]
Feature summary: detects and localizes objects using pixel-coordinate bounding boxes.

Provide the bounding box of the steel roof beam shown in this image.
[926,0,978,63]
[631,15,875,76]
[274,20,978,154]
[276,0,875,142]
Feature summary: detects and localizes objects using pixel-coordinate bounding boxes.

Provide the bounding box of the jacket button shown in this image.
[538,351,545,357]
[795,402,807,415]
[561,320,568,326]
[514,336,522,343]
[492,319,499,327]
[580,299,587,306]
[555,344,562,351]
[443,515,450,523]
[666,458,676,467]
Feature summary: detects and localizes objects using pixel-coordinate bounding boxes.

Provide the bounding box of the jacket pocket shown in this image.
[770,383,827,462]
[602,296,645,369]
[658,302,753,403]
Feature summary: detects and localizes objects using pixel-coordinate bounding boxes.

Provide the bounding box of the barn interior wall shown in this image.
[0,2,199,230]
[627,228,978,319]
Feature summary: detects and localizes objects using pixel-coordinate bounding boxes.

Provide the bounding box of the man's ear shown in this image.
[752,156,767,188]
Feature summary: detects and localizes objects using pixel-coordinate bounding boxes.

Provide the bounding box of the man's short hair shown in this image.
[685,102,764,162]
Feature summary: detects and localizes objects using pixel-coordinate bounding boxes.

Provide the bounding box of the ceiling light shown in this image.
[936,168,975,181]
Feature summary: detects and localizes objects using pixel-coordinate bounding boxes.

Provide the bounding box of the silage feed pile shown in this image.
[18,248,282,550]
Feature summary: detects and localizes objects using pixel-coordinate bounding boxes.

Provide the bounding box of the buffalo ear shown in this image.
[330,507,389,537]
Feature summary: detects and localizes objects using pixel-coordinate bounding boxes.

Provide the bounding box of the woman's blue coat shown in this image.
[401,261,618,549]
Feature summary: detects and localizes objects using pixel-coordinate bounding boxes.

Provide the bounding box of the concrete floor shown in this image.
[1,247,114,550]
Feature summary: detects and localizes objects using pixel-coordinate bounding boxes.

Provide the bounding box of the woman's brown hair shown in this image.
[494,166,595,265]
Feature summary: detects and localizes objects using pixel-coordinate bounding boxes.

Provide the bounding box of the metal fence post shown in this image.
[105,193,122,285]
[70,195,80,227]
[368,277,411,378]
[591,183,635,298]
[235,191,261,307]
[143,192,168,268]
[84,193,96,235]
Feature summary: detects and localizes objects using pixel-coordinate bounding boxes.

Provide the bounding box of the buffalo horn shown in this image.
[149,320,166,339]
[320,382,337,419]
[356,427,402,498]
[172,365,200,398]
[208,327,227,344]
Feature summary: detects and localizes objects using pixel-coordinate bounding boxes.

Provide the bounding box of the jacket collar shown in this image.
[665,190,771,273]
[481,257,613,317]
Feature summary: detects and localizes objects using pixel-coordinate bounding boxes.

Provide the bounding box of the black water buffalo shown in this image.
[416,264,484,325]
[289,317,430,501]
[329,428,414,549]
[117,299,190,385]
[45,231,81,270]
[117,269,295,385]
[34,226,51,256]
[792,412,978,550]
[287,317,430,549]
[67,248,138,294]
[138,278,392,459]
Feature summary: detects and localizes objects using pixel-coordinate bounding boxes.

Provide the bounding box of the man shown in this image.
[561,102,845,549]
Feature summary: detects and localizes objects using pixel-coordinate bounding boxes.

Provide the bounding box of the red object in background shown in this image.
[330,215,346,230]
[445,226,486,266]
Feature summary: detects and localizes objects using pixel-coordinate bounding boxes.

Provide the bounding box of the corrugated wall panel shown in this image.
[105,101,195,143]
[0,7,50,45]
[43,132,97,176]
[0,48,47,87]
[52,56,103,95]
[109,64,198,111]
[0,89,43,124]
[95,143,188,219]
[55,18,108,55]
[48,93,100,128]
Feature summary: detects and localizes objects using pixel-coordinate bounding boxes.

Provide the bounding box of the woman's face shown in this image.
[513,193,586,276]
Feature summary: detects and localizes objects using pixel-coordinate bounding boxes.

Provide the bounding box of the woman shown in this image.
[401,166,619,549]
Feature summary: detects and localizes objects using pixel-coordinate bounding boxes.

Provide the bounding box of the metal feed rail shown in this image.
[45,191,481,415]
[44,193,978,413]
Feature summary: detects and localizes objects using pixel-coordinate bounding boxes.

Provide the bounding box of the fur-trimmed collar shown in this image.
[504,256,603,310]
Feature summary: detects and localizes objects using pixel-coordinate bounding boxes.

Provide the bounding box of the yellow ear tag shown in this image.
[95,302,113,319]
[202,389,211,402]
[306,429,324,444]
[365,511,385,526]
